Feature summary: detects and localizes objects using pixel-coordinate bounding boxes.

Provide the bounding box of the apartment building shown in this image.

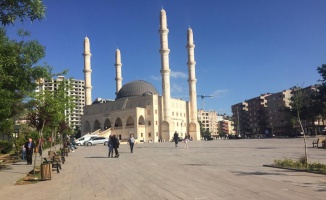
[231,84,326,137]
[218,119,234,135]
[197,110,218,137]
[37,76,85,129]
[231,102,248,136]
[265,90,292,136]
[246,94,271,135]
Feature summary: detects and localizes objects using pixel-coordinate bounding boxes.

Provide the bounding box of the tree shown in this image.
[317,64,326,120]
[0,29,49,139]
[0,0,45,26]
[289,87,309,168]
[0,0,46,140]
[27,78,74,173]
[198,121,205,138]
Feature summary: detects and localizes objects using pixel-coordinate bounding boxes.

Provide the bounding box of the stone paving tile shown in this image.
[1,138,326,199]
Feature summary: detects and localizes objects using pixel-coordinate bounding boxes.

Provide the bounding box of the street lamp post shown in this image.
[237,107,241,138]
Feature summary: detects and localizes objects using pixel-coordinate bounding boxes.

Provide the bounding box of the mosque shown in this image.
[80,9,200,142]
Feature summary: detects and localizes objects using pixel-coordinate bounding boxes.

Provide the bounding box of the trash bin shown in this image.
[41,163,52,180]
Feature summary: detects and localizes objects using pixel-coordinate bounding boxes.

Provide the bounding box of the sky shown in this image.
[5,0,326,115]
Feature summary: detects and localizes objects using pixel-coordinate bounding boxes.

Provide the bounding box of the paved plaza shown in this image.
[1,137,326,200]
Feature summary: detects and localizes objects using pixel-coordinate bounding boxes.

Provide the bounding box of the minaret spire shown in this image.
[187,28,198,123]
[115,49,123,95]
[83,36,92,106]
[159,9,171,121]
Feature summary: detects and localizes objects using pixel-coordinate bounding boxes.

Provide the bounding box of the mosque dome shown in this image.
[116,80,159,100]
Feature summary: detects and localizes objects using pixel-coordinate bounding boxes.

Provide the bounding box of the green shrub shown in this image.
[274,157,326,173]
[0,140,13,154]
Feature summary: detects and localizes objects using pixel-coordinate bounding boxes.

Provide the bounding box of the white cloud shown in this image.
[151,75,161,81]
[212,89,230,98]
[151,71,187,81]
[171,71,187,79]
[171,83,185,93]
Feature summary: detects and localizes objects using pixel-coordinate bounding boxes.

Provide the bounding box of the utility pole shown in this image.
[237,107,241,138]
[197,95,213,110]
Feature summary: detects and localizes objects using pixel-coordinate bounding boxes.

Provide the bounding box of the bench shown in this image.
[43,155,62,173]
[312,137,326,148]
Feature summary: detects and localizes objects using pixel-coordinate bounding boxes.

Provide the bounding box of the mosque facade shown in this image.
[81,9,200,142]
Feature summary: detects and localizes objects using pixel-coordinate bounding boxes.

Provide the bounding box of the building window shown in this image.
[148,121,151,126]
[156,121,158,125]
[141,133,143,137]
[148,132,151,137]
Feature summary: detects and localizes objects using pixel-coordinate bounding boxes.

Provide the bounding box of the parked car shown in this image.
[85,137,108,146]
[204,136,214,140]
[76,135,98,146]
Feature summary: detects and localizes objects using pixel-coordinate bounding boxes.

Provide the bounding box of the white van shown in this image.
[76,134,98,146]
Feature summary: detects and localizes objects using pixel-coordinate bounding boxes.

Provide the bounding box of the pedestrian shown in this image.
[24,138,35,165]
[128,134,135,153]
[21,145,26,161]
[184,136,189,148]
[70,137,77,152]
[112,134,119,158]
[173,131,179,147]
[108,135,113,158]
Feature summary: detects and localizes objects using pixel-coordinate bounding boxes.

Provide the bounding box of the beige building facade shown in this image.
[197,110,218,137]
[37,76,85,129]
[81,9,200,142]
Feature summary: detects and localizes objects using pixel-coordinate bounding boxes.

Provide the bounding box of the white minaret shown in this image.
[159,9,171,121]
[187,28,198,123]
[115,49,123,95]
[83,36,92,106]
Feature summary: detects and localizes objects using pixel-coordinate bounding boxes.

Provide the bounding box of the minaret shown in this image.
[187,28,198,123]
[83,36,92,106]
[115,49,123,95]
[159,9,171,121]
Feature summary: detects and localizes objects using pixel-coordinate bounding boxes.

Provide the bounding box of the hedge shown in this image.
[0,140,13,154]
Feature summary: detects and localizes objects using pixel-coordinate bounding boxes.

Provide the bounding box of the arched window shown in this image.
[138,116,145,125]
[94,120,100,130]
[126,116,135,127]
[114,117,122,128]
[104,119,111,130]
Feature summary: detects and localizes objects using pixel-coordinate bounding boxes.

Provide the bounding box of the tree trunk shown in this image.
[298,114,308,169]
[33,121,45,175]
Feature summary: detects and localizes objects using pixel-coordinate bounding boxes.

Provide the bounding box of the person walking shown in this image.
[24,138,35,165]
[184,136,189,148]
[21,145,26,161]
[128,134,135,153]
[108,135,114,158]
[173,131,179,147]
[112,134,119,158]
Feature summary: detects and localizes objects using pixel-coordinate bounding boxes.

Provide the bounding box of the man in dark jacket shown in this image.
[24,138,35,165]
[112,134,119,158]
[173,131,179,147]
